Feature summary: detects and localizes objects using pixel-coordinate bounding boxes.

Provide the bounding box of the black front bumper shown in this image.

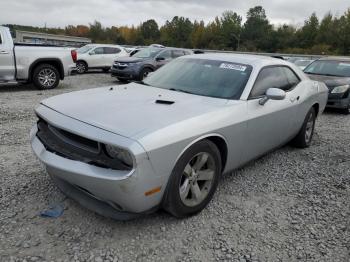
[326,93,350,109]
[111,67,138,80]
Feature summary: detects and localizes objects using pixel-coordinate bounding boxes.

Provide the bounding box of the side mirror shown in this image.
[156,57,165,61]
[259,88,286,105]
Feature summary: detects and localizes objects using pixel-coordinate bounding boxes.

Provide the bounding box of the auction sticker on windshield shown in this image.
[220,63,247,71]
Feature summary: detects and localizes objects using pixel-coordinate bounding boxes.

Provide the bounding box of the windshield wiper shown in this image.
[169,88,193,94]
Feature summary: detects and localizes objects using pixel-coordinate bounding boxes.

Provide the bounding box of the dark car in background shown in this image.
[304,57,350,114]
[111,47,193,81]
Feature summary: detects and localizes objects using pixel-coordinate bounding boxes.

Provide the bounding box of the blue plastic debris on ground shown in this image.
[40,204,64,218]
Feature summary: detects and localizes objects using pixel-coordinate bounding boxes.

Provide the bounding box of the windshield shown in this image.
[77,45,94,54]
[133,47,162,58]
[143,58,252,99]
[295,60,312,67]
[304,60,350,77]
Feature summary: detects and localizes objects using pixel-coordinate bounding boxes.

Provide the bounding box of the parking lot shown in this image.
[0,73,349,262]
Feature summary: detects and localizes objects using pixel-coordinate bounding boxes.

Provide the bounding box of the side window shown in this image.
[282,67,300,89]
[93,47,104,55]
[159,50,172,60]
[172,50,185,58]
[0,33,2,44]
[184,51,192,55]
[250,67,290,98]
[104,47,121,54]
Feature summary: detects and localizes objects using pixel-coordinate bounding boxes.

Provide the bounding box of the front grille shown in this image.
[113,62,130,70]
[36,118,131,170]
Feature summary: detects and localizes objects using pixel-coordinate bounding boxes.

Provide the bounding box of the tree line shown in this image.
[5,6,350,55]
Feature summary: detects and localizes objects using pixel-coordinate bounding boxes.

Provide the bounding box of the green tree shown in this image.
[140,19,160,44]
[220,11,242,50]
[241,6,272,51]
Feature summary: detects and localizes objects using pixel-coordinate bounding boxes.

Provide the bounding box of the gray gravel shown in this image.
[0,73,349,262]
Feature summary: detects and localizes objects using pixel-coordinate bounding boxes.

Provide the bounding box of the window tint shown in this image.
[282,67,300,89]
[159,50,172,59]
[250,67,291,98]
[172,50,185,58]
[104,47,121,54]
[93,47,104,55]
[0,34,2,44]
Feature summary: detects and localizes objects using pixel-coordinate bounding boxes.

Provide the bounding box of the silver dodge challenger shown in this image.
[30,54,328,219]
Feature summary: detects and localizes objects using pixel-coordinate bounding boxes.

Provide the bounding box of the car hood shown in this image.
[40,83,236,139]
[306,74,350,90]
[114,56,149,63]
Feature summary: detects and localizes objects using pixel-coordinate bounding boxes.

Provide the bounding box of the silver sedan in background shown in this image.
[30,54,328,219]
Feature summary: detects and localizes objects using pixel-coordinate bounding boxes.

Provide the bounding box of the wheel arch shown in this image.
[29,58,64,81]
[76,59,88,67]
[312,103,319,117]
[176,134,228,173]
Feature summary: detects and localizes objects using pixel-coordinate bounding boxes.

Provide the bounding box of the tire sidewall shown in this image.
[33,64,60,90]
[163,140,222,217]
[302,108,316,147]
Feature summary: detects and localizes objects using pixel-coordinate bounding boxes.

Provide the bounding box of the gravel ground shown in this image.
[0,73,349,262]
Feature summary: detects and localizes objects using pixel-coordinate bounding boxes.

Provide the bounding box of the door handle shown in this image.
[0,50,9,54]
[290,96,300,103]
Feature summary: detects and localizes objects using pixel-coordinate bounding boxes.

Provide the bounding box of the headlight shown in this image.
[105,144,134,167]
[331,85,349,94]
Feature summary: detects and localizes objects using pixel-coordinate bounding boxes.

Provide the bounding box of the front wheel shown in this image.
[291,107,316,148]
[163,140,222,218]
[32,64,60,90]
[139,68,153,81]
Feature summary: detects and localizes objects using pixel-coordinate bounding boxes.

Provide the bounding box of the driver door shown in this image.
[244,66,300,161]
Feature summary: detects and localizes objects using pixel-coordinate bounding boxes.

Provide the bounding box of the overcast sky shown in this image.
[0,0,349,28]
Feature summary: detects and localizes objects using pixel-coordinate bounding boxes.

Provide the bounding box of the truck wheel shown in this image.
[163,140,222,218]
[33,64,60,90]
[76,61,87,74]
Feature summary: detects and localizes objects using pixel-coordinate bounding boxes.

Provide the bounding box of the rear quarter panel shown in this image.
[14,46,75,80]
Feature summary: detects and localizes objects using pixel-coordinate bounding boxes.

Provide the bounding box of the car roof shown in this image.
[181,53,291,67]
[318,56,350,62]
[86,44,124,48]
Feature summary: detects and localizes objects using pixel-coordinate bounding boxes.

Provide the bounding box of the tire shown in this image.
[163,140,222,218]
[32,64,60,90]
[291,107,316,148]
[139,68,153,81]
[76,61,87,74]
[117,78,129,83]
[341,104,350,115]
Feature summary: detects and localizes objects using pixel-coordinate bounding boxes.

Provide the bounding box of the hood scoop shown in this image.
[155,99,175,105]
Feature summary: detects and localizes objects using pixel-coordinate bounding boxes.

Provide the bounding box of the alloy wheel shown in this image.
[179,152,216,207]
[38,68,57,88]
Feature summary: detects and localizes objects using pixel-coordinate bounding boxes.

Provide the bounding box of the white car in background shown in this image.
[76,44,128,73]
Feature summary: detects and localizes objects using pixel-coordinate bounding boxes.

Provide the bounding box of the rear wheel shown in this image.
[76,61,87,74]
[291,107,316,148]
[163,140,221,218]
[32,64,60,90]
[341,104,350,115]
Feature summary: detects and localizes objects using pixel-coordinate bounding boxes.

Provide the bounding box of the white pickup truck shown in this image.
[0,26,76,89]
